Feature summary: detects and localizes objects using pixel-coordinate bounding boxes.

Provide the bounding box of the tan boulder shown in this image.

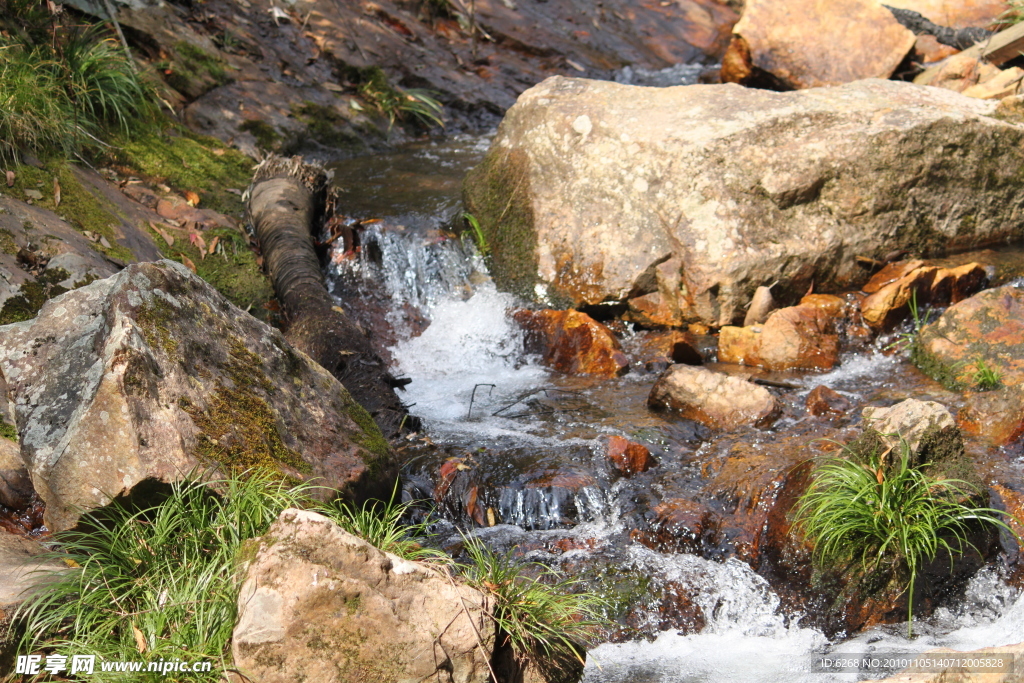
[648,364,778,430]
[962,67,1024,99]
[464,77,1023,326]
[514,309,629,377]
[860,262,989,329]
[0,261,393,532]
[914,52,1001,90]
[718,304,839,371]
[722,0,915,89]
[861,398,956,454]
[232,509,495,683]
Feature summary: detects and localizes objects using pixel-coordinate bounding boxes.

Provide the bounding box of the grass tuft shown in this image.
[458,534,606,664]
[14,471,314,679]
[970,358,1002,391]
[358,67,444,130]
[795,437,1015,636]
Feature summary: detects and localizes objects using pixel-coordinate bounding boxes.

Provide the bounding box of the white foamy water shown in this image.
[390,282,551,435]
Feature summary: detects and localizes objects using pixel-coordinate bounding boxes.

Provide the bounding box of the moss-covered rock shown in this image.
[0,260,395,531]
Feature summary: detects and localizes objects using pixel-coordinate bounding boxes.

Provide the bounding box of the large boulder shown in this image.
[0,261,394,531]
[232,508,495,683]
[463,77,1024,326]
[721,0,915,89]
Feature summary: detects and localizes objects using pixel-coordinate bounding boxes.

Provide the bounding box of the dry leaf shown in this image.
[188,232,207,255]
[132,625,148,654]
[151,222,174,247]
[184,190,200,207]
[208,235,220,256]
[566,59,585,72]
[213,149,225,156]
[63,558,81,568]
[486,507,497,527]
[324,82,344,92]
[53,177,61,208]
[23,189,43,200]
[99,236,112,249]
[5,171,13,187]
[178,254,197,273]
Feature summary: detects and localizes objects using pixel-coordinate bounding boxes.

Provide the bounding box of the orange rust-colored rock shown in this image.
[634,330,704,368]
[606,435,657,476]
[860,262,989,329]
[723,0,916,89]
[799,293,848,322]
[914,51,1001,91]
[958,385,1024,446]
[718,304,839,371]
[648,364,779,430]
[913,34,960,64]
[806,385,853,418]
[918,284,1024,388]
[513,309,629,377]
[625,291,681,328]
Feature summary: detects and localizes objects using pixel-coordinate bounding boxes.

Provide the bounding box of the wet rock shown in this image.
[861,398,955,454]
[0,439,32,511]
[631,498,719,555]
[648,365,778,430]
[958,385,1024,446]
[860,261,989,330]
[718,304,839,371]
[606,435,657,476]
[799,293,849,323]
[624,256,685,327]
[633,330,704,368]
[721,0,915,89]
[742,285,776,327]
[805,385,853,418]
[514,309,629,377]
[232,509,495,683]
[464,78,1024,326]
[0,260,394,532]
[917,284,1024,389]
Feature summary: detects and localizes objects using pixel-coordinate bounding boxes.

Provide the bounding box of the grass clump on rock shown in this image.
[15,471,314,679]
[795,437,1015,635]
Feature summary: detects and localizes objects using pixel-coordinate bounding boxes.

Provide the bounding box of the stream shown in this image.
[322,132,1024,682]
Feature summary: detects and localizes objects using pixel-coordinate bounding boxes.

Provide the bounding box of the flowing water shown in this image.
[324,133,1024,682]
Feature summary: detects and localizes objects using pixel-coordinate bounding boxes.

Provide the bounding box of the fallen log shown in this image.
[246,155,413,438]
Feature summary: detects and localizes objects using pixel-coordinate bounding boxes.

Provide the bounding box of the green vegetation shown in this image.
[970,358,1002,391]
[318,488,447,562]
[15,472,314,680]
[238,119,281,151]
[458,534,606,665]
[0,267,70,326]
[796,437,1015,635]
[0,417,16,441]
[886,289,932,354]
[462,211,489,256]
[357,67,444,129]
[0,6,153,165]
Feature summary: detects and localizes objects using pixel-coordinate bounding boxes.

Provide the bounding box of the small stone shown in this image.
[648,364,778,430]
[806,385,852,418]
[743,285,776,327]
[606,435,657,476]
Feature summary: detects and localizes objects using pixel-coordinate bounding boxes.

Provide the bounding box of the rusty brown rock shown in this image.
[606,435,657,476]
[860,262,989,329]
[918,284,1024,389]
[631,498,719,555]
[958,385,1024,446]
[806,385,853,418]
[514,309,629,377]
[648,364,778,430]
[718,305,839,371]
[723,0,915,89]
[634,330,704,368]
[799,294,849,323]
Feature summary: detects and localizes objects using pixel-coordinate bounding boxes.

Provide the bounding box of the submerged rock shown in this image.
[648,365,778,430]
[232,509,495,683]
[606,435,657,477]
[805,385,853,418]
[0,260,394,531]
[514,309,629,377]
[464,78,1024,326]
[721,0,915,89]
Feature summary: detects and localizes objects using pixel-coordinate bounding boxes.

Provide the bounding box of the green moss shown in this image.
[146,223,274,321]
[136,297,181,355]
[0,418,16,442]
[289,102,365,152]
[345,398,391,475]
[10,162,133,262]
[111,125,253,215]
[0,229,16,255]
[164,42,229,98]
[911,343,967,391]
[239,119,281,151]
[462,148,537,299]
[0,267,70,325]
